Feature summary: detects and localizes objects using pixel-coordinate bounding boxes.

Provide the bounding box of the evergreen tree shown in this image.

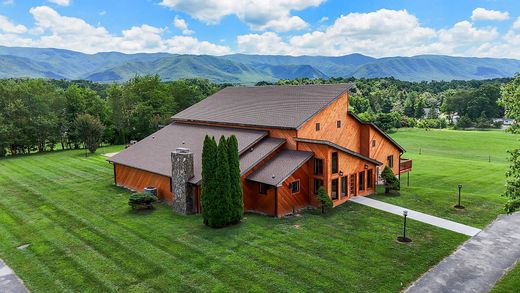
[316,186,333,214]
[381,166,400,194]
[212,135,232,227]
[201,135,218,225]
[227,135,243,223]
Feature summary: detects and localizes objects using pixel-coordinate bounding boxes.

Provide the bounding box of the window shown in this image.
[170,177,173,193]
[259,183,269,195]
[350,174,356,195]
[331,179,339,200]
[372,140,376,147]
[337,120,342,128]
[331,152,338,174]
[358,171,365,191]
[314,179,324,194]
[387,155,394,168]
[314,158,324,175]
[316,123,321,131]
[367,169,373,188]
[289,180,300,194]
[341,176,347,197]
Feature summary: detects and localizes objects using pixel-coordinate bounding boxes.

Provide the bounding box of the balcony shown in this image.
[400,158,412,173]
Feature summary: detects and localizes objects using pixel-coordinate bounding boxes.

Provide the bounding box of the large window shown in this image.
[341,176,347,197]
[289,180,300,194]
[367,169,373,188]
[350,174,356,195]
[259,183,269,195]
[332,152,338,174]
[314,158,324,175]
[387,155,394,168]
[331,179,339,200]
[313,179,324,195]
[358,171,365,191]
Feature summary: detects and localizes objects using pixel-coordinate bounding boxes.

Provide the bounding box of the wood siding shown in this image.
[277,161,312,216]
[114,163,174,203]
[368,126,401,175]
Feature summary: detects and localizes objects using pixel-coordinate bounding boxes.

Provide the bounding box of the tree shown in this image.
[201,135,218,225]
[227,135,243,224]
[499,74,520,212]
[381,166,400,194]
[316,186,333,214]
[74,114,105,154]
[456,115,473,129]
[213,136,232,227]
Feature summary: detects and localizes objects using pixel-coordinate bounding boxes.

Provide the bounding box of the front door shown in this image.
[350,174,356,196]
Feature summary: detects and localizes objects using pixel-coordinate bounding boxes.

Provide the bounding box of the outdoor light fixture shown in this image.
[454,184,464,209]
[364,164,369,169]
[339,171,344,177]
[397,210,412,243]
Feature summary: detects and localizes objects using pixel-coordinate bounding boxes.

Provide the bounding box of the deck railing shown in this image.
[400,158,412,173]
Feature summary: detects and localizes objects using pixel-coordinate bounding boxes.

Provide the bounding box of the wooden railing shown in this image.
[400,158,412,173]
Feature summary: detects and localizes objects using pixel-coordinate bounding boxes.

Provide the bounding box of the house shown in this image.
[108,84,411,217]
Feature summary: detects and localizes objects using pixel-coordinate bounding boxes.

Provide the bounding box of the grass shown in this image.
[492,262,520,293]
[372,128,518,228]
[0,146,467,292]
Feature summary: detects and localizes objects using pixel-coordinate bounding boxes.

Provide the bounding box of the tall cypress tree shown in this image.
[227,135,243,223]
[213,135,232,227]
[201,135,218,225]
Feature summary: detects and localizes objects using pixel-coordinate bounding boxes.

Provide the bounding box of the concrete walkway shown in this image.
[406,212,520,293]
[0,259,29,293]
[350,196,481,236]
[103,151,119,158]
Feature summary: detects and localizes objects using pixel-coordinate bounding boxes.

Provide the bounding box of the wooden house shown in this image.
[108,84,411,217]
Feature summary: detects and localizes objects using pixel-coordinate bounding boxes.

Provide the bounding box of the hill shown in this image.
[0,46,519,83]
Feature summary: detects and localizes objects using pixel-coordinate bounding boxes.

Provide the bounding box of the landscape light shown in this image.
[397,210,412,243]
[454,184,464,209]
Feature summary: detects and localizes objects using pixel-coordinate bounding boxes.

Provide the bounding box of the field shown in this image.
[0,129,516,292]
[375,128,518,228]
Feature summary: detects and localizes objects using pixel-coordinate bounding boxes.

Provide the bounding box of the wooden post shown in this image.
[407,172,410,187]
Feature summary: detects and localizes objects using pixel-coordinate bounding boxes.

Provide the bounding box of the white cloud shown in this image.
[512,17,520,30]
[238,32,292,55]
[0,15,28,33]
[471,8,509,21]
[0,6,229,55]
[173,16,194,35]
[159,0,324,32]
[99,11,107,16]
[2,0,14,6]
[48,0,70,6]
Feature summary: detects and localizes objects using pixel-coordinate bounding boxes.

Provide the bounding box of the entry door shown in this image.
[350,174,356,196]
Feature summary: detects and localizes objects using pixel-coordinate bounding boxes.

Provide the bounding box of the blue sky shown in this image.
[1,0,519,57]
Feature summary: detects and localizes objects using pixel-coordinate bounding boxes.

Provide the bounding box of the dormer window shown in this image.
[316,123,321,131]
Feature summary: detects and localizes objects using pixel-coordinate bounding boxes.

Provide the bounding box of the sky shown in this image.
[1,0,520,58]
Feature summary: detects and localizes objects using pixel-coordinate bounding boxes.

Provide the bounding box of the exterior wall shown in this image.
[114,163,173,203]
[277,161,312,216]
[368,126,401,175]
[297,92,362,153]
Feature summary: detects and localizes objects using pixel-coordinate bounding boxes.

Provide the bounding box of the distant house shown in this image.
[493,118,516,129]
[108,84,410,217]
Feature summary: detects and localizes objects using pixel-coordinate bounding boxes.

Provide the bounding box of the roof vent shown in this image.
[271,174,276,179]
[176,147,191,154]
[250,147,254,152]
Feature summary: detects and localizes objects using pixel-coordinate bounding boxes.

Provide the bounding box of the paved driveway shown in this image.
[406,212,520,293]
[0,259,28,293]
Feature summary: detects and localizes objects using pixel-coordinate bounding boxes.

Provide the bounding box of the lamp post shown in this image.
[397,210,412,243]
[454,184,464,209]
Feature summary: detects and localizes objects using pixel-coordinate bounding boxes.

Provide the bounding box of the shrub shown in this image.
[128,192,156,210]
[381,166,400,194]
[456,115,473,129]
[316,186,333,214]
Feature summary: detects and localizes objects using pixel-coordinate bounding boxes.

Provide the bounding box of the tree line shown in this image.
[0,76,223,156]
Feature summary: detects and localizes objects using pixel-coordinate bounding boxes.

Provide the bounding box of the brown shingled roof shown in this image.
[294,138,382,165]
[246,149,314,186]
[239,138,286,175]
[108,123,267,184]
[173,83,353,129]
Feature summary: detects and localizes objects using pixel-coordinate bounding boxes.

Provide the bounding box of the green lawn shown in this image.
[492,262,520,293]
[373,128,518,228]
[0,146,467,292]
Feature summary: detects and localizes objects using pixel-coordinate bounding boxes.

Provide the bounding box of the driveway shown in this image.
[406,212,520,293]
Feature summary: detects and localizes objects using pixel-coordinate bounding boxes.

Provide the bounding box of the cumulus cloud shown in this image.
[0,6,229,55]
[471,8,509,21]
[0,15,28,33]
[159,0,324,32]
[173,16,194,35]
[48,0,71,6]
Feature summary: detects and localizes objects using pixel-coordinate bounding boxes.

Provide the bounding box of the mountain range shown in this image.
[1,46,519,83]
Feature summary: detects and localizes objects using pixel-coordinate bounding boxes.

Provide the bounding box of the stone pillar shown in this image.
[171,147,194,214]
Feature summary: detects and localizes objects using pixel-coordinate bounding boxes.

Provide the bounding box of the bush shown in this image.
[128,192,156,210]
[381,166,400,194]
[417,118,447,129]
[316,186,333,214]
[456,115,473,129]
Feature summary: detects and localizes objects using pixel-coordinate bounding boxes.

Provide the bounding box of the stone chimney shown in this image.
[171,147,194,214]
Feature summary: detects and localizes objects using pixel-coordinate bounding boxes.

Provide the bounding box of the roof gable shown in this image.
[173,83,353,129]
